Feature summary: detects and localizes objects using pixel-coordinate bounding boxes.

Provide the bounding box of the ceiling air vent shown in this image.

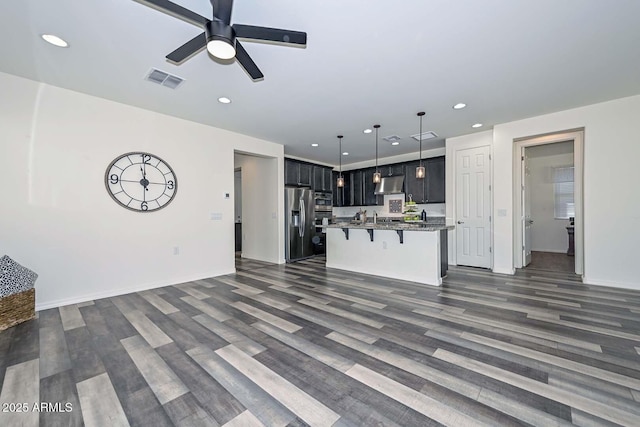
[144,68,185,89]
[383,135,402,143]
[411,131,439,141]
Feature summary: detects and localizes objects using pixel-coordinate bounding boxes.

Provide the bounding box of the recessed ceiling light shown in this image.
[342,152,349,156]
[391,142,400,146]
[218,97,231,104]
[311,143,318,147]
[363,129,372,134]
[472,123,483,128]
[453,103,466,110]
[41,34,68,48]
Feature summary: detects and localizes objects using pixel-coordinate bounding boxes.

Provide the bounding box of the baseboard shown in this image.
[35,269,235,311]
[581,276,640,291]
[492,267,516,275]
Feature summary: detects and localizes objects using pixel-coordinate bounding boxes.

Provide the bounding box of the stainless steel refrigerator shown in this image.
[285,187,315,261]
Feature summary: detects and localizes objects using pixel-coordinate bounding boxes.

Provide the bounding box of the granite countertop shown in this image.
[325,221,453,232]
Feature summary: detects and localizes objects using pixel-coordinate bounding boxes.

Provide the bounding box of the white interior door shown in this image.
[522,148,532,266]
[456,146,491,268]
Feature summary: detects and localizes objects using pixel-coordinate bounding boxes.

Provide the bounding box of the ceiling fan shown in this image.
[135,0,307,80]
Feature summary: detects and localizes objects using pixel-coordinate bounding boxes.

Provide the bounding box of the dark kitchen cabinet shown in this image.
[285,159,312,187]
[350,170,364,206]
[404,160,426,203]
[362,168,382,206]
[332,171,350,207]
[425,156,445,203]
[403,156,445,203]
[381,163,405,177]
[313,166,333,192]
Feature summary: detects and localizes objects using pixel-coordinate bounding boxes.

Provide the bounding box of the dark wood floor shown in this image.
[2,256,640,426]
[525,251,575,274]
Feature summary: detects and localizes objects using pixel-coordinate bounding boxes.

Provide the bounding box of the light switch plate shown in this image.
[211,213,223,220]
[498,209,507,217]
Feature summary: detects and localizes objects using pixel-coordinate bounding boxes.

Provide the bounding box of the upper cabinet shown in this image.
[350,170,364,206]
[425,156,445,203]
[404,160,426,203]
[313,165,333,192]
[403,156,445,203]
[284,159,313,187]
[332,171,350,207]
[362,168,383,206]
[286,156,444,206]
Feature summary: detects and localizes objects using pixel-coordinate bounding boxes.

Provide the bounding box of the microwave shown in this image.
[314,192,333,211]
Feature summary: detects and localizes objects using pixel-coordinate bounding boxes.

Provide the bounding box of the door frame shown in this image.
[513,129,584,275]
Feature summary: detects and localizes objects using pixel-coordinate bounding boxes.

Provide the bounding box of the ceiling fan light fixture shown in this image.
[207,39,236,59]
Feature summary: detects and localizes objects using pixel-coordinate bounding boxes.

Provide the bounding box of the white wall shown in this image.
[235,154,281,263]
[0,71,284,310]
[492,94,640,289]
[527,142,574,253]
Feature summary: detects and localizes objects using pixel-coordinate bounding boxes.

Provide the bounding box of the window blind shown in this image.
[553,166,574,219]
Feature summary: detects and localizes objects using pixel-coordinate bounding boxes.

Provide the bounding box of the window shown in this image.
[553,166,574,219]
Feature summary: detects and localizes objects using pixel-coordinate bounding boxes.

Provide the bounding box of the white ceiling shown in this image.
[2,0,640,166]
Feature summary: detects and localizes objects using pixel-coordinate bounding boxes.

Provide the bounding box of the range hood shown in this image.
[374,175,405,195]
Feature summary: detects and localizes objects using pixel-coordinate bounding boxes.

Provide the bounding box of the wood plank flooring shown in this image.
[1,256,640,426]
[526,251,575,274]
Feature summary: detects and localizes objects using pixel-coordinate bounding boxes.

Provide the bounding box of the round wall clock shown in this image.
[105,152,177,212]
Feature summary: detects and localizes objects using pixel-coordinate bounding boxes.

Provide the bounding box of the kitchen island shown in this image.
[324,221,453,286]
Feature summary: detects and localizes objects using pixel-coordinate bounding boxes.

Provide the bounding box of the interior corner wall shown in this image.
[493,94,640,289]
[234,153,282,264]
[445,130,494,266]
[0,71,284,310]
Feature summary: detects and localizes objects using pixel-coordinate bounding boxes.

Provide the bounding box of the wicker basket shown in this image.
[0,288,35,331]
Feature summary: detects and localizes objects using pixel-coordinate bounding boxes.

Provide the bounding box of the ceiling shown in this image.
[2,0,640,166]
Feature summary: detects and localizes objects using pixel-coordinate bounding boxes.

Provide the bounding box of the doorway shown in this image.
[514,130,584,276]
[233,152,281,264]
[522,141,575,273]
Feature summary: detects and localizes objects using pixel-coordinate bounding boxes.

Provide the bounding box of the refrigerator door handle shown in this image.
[299,198,305,237]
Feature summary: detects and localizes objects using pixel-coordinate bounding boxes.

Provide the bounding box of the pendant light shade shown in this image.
[416,112,426,179]
[337,135,344,188]
[373,124,381,184]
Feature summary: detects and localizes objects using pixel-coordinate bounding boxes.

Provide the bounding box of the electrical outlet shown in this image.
[382,241,387,250]
[173,246,179,255]
[210,212,222,220]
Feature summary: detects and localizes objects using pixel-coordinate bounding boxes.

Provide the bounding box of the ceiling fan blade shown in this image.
[210,0,234,24]
[235,41,264,81]
[166,32,207,63]
[233,24,307,45]
[134,0,209,27]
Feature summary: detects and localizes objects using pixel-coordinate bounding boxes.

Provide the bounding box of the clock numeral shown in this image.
[167,180,174,190]
[141,154,151,164]
[110,174,119,184]
[141,201,148,211]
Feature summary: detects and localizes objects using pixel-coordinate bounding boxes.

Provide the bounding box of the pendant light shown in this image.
[337,135,345,188]
[373,124,381,184]
[416,112,426,179]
